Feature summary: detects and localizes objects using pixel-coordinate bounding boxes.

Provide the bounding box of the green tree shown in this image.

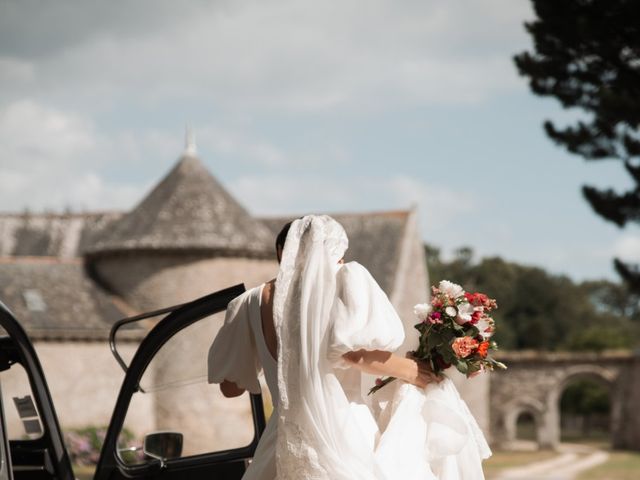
[424,244,639,351]
[514,0,640,291]
[581,279,640,320]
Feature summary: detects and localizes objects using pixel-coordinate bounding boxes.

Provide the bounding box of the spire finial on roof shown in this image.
[184,123,197,156]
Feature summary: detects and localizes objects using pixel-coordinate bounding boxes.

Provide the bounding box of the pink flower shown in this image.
[428,312,443,324]
[451,337,478,359]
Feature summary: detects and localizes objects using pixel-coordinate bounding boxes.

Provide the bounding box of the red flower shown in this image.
[465,292,496,310]
[465,292,486,306]
[470,310,483,325]
[477,341,490,358]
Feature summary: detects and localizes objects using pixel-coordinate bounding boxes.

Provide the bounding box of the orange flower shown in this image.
[477,341,490,358]
[451,337,478,358]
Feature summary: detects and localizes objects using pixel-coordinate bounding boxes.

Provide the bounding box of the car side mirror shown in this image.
[143,431,183,466]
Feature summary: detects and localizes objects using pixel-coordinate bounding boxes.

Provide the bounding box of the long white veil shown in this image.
[273,215,383,480]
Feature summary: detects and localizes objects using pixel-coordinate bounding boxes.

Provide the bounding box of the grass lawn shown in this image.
[483,449,559,478]
[73,448,639,480]
[577,450,640,480]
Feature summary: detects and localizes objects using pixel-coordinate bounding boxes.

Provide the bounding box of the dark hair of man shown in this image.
[275,221,293,256]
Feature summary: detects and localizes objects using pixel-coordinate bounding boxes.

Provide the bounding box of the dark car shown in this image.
[0,284,266,480]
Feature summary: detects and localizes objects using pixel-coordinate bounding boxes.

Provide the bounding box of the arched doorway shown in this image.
[559,377,611,445]
[515,411,538,442]
[503,402,545,449]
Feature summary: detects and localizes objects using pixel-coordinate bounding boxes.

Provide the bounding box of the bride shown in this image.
[208,215,491,479]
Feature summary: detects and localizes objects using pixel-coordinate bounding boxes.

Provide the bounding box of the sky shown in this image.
[0,0,637,282]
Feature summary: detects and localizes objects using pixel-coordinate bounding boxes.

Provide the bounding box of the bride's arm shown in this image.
[342,350,440,388]
[220,380,245,398]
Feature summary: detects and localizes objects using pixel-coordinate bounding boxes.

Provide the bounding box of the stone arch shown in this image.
[503,398,545,446]
[490,352,638,450]
[546,365,618,448]
[555,365,616,396]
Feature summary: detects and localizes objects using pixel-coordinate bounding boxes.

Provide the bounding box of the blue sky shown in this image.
[0,0,637,281]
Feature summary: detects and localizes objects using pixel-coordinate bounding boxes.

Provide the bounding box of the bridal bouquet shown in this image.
[369,280,506,395]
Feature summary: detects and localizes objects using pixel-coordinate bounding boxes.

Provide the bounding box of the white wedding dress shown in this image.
[209,215,491,479]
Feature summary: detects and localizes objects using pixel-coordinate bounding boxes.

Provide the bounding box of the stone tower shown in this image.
[83,137,280,454]
[84,138,278,311]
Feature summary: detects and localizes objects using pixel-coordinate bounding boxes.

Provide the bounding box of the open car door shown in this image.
[0,300,74,480]
[94,283,266,480]
[0,284,266,480]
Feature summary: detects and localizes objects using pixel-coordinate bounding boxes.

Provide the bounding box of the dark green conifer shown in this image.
[515,0,640,290]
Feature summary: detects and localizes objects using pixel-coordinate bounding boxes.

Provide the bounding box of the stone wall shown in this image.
[616,352,640,449]
[91,253,278,311]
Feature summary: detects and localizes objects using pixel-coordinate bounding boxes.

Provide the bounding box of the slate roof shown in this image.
[85,154,273,256]
[259,210,410,295]
[0,258,137,341]
[0,212,121,258]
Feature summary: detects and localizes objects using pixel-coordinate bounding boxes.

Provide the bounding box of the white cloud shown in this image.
[612,234,640,263]
[228,173,476,231]
[49,172,148,211]
[0,57,35,85]
[0,167,147,213]
[0,0,533,112]
[0,169,29,196]
[0,99,96,170]
[0,100,151,211]
[197,125,288,167]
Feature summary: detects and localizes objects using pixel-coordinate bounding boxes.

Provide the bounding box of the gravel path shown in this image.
[494,444,609,480]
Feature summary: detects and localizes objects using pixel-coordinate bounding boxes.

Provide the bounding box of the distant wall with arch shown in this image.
[490,351,640,450]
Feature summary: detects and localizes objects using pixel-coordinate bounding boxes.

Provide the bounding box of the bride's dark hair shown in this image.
[275,220,293,259]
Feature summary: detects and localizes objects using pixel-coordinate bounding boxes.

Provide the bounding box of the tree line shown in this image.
[425,244,640,352]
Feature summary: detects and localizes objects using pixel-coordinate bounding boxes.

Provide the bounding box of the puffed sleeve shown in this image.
[207,290,262,394]
[328,262,406,367]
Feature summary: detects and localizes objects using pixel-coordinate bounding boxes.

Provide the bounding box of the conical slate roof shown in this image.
[85,153,273,256]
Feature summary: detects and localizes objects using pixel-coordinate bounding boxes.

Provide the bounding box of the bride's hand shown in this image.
[403,356,442,388]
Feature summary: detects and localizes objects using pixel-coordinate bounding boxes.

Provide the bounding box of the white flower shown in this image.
[413,303,432,321]
[456,302,475,325]
[439,280,465,298]
[476,317,494,339]
[445,306,457,317]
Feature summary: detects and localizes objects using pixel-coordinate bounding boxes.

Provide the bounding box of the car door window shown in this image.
[116,309,257,466]
[0,362,43,442]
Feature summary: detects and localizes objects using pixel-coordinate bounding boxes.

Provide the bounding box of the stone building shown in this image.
[0,138,490,454]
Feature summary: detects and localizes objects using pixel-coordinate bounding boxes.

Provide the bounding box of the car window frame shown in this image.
[93,284,267,480]
[0,381,14,480]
